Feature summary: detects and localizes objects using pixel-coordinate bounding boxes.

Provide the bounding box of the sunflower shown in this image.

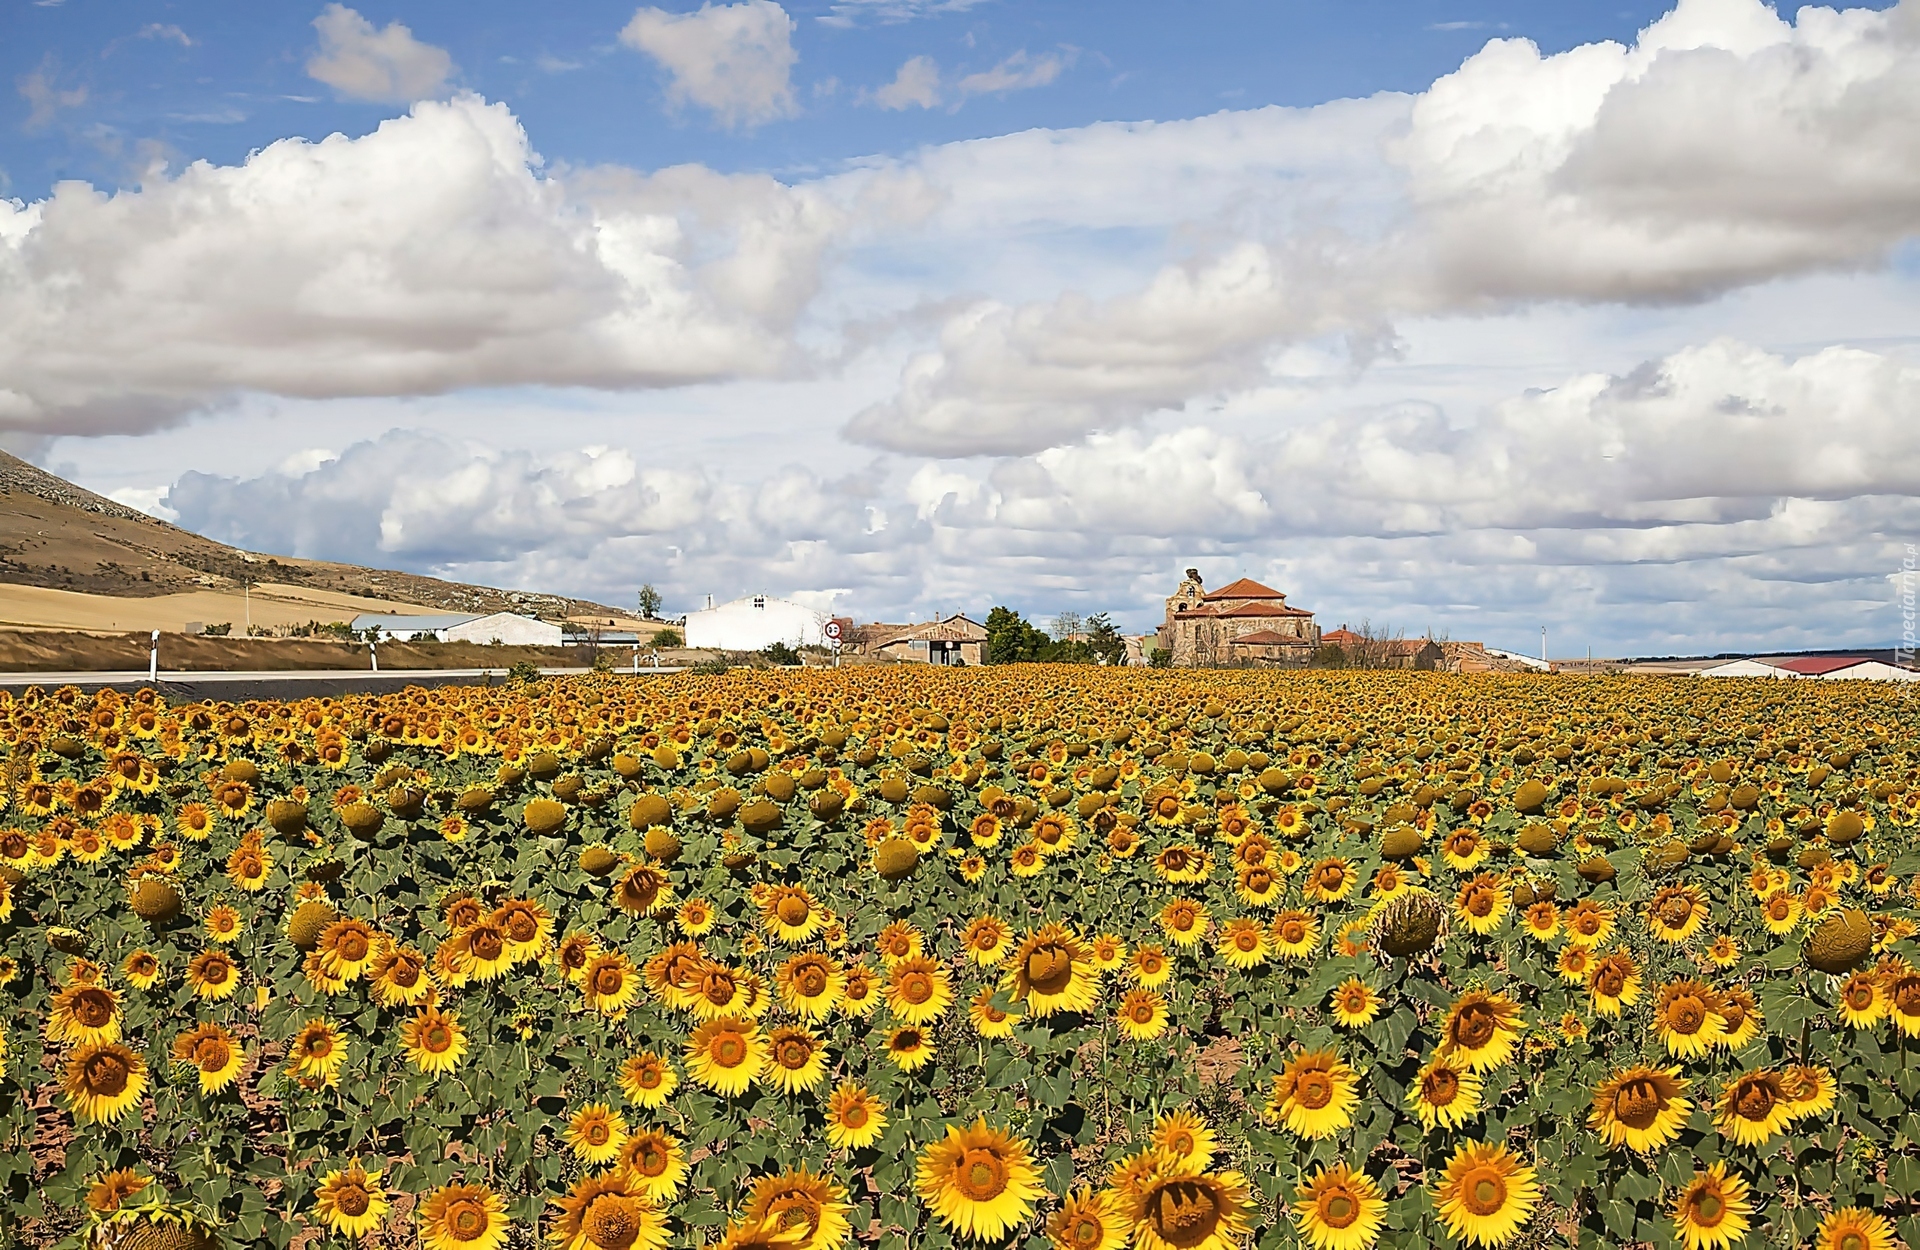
[745,1167,853,1250]
[370,944,435,1008]
[1130,1161,1254,1250]
[1520,901,1560,942]
[1431,1142,1541,1248]
[117,950,158,992]
[204,905,244,943]
[885,956,955,1025]
[1653,979,1727,1059]
[445,920,513,983]
[313,1161,391,1240]
[1442,829,1487,872]
[1088,933,1126,971]
[1562,900,1614,947]
[839,965,879,1016]
[1439,990,1523,1072]
[402,1005,468,1075]
[548,1172,669,1250]
[968,986,1020,1039]
[170,1022,245,1094]
[1814,1208,1899,1250]
[765,1026,829,1095]
[492,897,554,963]
[557,934,602,987]
[1705,934,1740,968]
[885,1024,935,1071]
[1010,842,1046,877]
[676,897,718,938]
[582,952,642,1017]
[1153,844,1211,884]
[47,982,122,1046]
[825,1081,888,1150]
[1408,1054,1483,1131]
[1151,1108,1216,1170]
[1293,1163,1387,1250]
[1585,951,1642,1017]
[1836,971,1888,1029]
[1556,944,1592,986]
[1890,965,1920,1038]
[1005,924,1100,1017]
[1645,885,1709,943]
[226,841,271,891]
[317,917,381,982]
[1269,1049,1360,1139]
[1049,1188,1123,1250]
[619,1051,679,1110]
[1329,979,1381,1029]
[1236,864,1284,907]
[959,854,988,883]
[1782,1064,1836,1120]
[1268,909,1320,961]
[777,953,845,1020]
[686,1017,766,1096]
[1715,986,1764,1050]
[1671,1162,1751,1250]
[914,1119,1045,1241]
[186,949,241,1001]
[1454,874,1510,935]
[613,863,673,916]
[1158,899,1211,948]
[615,1126,688,1203]
[1758,890,1801,935]
[876,920,925,965]
[566,1103,630,1166]
[419,1183,510,1250]
[63,1041,147,1123]
[764,886,825,945]
[1589,1066,1692,1153]
[281,1017,345,1088]
[85,1168,151,1214]
[1117,989,1169,1042]
[961,916,1014,966]
[1129,945,1173,989]
[1304,856,1355,903]
[1215,917,1270,970]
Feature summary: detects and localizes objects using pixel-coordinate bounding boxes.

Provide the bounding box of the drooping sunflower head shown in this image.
[745,1167,852,1250]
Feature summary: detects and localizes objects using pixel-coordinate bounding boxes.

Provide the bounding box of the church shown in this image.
[1156,569,1319,667]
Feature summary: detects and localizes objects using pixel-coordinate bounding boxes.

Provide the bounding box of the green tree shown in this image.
[985,606,1051,663]
[1084,612,1127,666]
[636,584,664,619]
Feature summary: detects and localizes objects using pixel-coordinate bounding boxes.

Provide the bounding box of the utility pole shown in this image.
[244,580,251,636]
[1541,626,1548,665]
[148,630,159,683]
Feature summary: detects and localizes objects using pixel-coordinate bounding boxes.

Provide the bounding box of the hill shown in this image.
[0,451,624,626]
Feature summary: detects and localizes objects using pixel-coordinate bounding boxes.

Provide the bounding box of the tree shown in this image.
[1084,613,1127,666]
[986,607,1053,664]
[636,584,664,620]
[650,627,683,648]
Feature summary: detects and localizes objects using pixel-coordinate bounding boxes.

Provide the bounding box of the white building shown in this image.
[1697,659,1798,678]
[350,612,563,646]
[684,594,827,651]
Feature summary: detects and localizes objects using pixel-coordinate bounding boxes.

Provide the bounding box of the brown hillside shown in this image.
[0,451,622,619]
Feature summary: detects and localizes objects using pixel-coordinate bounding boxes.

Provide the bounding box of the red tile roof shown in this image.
[1228,629,1307,646]
[1202,577,1288,601]
[1320,628,1364,645]
[1773,656,1869,676]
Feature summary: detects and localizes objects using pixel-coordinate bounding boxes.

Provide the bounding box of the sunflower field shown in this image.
[2,668,1918,1250]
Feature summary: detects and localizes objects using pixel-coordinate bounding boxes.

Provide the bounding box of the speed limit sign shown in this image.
[823,620,842,643]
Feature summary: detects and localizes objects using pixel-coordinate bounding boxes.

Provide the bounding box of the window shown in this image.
[752,596,765,610]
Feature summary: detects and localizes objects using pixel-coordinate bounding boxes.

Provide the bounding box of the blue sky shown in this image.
[4,0,1920,657]
[5,1,1681,196]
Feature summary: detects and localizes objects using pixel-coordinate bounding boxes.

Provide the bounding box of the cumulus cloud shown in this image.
[0,95,838,437]
[306,5,454,103]
[620,1,799,129]
[851,0,1920,456]
[871,56,941,110]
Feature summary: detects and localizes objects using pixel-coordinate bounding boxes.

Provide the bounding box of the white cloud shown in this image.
[953,48,1069,99]
[818,0,989,26]
[0,96,836,437]
[620,1,799,129]
[17,57,87,131]
[306,4,454,104]
[139,24,194,47]
[851,0,1920,456]
[872,56,941,110]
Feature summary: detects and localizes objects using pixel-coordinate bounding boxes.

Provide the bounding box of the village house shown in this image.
[1156,570,1318,667]
[845,614,988,665]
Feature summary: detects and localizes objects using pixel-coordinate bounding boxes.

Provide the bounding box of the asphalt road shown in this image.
[0,666,686,700]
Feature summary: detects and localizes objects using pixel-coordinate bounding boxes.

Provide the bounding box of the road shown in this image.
[0,666,687,701]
